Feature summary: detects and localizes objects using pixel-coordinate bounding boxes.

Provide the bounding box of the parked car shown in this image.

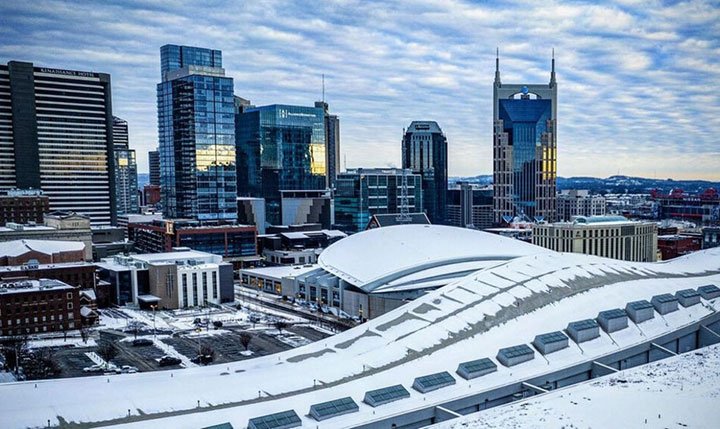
[82,364,104,373]
[121,365,138,374]
[248,314,261,324]
[158,356,182,367]
[132,338,153,347]
[190,354,213,365]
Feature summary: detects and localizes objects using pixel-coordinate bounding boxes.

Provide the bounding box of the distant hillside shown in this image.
[450,175,720,194]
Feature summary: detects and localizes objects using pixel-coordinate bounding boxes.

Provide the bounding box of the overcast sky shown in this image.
[2,0,719,180]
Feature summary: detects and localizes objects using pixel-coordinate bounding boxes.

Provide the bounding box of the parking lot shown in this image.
[25,304,332,380]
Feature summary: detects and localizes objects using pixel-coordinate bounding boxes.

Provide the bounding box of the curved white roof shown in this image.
[318,224,544,291]
[3,248,718,429]
[0,239,85,257]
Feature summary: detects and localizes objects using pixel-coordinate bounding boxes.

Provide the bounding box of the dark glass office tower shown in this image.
[315,101,340,190]
[236,104,326,225]
[148,150,160,186]
[157,44,237,221]
[402,121,448,224]
[0,61,116,225]
[112,116,139,216]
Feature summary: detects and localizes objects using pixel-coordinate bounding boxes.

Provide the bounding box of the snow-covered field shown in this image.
[433,343,720,429]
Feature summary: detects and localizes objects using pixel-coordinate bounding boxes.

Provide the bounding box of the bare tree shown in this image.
[0,335,29,374]
[199,344,215,364]
[96,343,118,368]
[80,325,91,344]
[239,332,252,351]
[24,348,60,380]
[273,320,289,334]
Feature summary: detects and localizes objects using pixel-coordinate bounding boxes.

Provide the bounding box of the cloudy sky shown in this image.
[2,0,719,179]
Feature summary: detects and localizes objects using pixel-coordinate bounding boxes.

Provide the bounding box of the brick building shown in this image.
[0,240,86,266]
[0,189,49,226]
[0,261,96,288]
[657,234,702,260]
[0,279,81,336]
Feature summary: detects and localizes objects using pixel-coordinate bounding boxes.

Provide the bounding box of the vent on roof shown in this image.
[625,300,655,323]
[698,284,720,300]
[566,319,600,343]
[363,384,410,407]
[456,358,497,380]
[497,344,535,367]
[675,289,701,307]
[309,397,359,421]
[412,371,456,393]
[533,331,569,355]
[597,309,628,333]
[651,294,679,315]
[248,410,301,429]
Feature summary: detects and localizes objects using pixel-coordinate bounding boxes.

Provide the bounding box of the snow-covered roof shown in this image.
[240,265,319,280]
[0,239,85,257]
[2,247,719,429]
[318,224,545,291]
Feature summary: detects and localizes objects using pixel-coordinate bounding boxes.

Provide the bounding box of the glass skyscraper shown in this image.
[402,121,448,224]
[112,116,139,216]
[334,168,423,233]
[157,44,237,221]
[493,52,557,224]
[236,104,326,225]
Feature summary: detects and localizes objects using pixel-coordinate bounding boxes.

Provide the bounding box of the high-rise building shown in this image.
[0,62,116,225]
[157,44,237,221]
[402,121,448,224]
[148,149,160,186]
[236,104,326,225]
[112,116,139,217]
[334,168,423,233]
[557,190,606,221]
[493,51,557,224]
[315,101,340,190]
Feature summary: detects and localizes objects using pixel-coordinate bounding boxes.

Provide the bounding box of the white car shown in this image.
[82,364,104,373]
[121,365,138,374]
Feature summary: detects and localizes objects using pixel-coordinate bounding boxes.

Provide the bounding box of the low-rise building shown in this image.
[259,224,346,265]
[0,189,49,226]
[128,219,257,265]
[0,211,92,260]
[0,279,81,336]
[703,227,720,250]
[91,226,133,260]
[0,240,87,265]
[657,234,702,260]
[532,215,657,262]
[96,250,234,309]
[556,190,606,221]
[0,261,96,289]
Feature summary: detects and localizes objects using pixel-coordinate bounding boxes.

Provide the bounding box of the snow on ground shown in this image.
[28,337,97,349]
[150,337,197,368]
[433,344,720,429]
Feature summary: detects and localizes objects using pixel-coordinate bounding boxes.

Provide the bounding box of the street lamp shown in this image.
[150,304,157,338]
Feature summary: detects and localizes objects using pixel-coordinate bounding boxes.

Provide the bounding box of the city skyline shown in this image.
[1,0,719,180]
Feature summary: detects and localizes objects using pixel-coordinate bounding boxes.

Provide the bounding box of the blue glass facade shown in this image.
[236,104,326,225]
[334,169,423,233]
[498,99,552,216]
[158,45,237,221]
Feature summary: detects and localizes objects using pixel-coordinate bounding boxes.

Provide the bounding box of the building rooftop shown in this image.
[318,224,545,291]
[0,278,74,295]
[240,265,319,280]
[0,239,85,257]
[2,245,719,429]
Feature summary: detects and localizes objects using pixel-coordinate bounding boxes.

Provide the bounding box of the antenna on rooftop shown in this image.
[397,131,411,224]
[322,73,325,103]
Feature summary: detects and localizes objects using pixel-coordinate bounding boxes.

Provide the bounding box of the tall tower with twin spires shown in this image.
[492,49,557,224]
